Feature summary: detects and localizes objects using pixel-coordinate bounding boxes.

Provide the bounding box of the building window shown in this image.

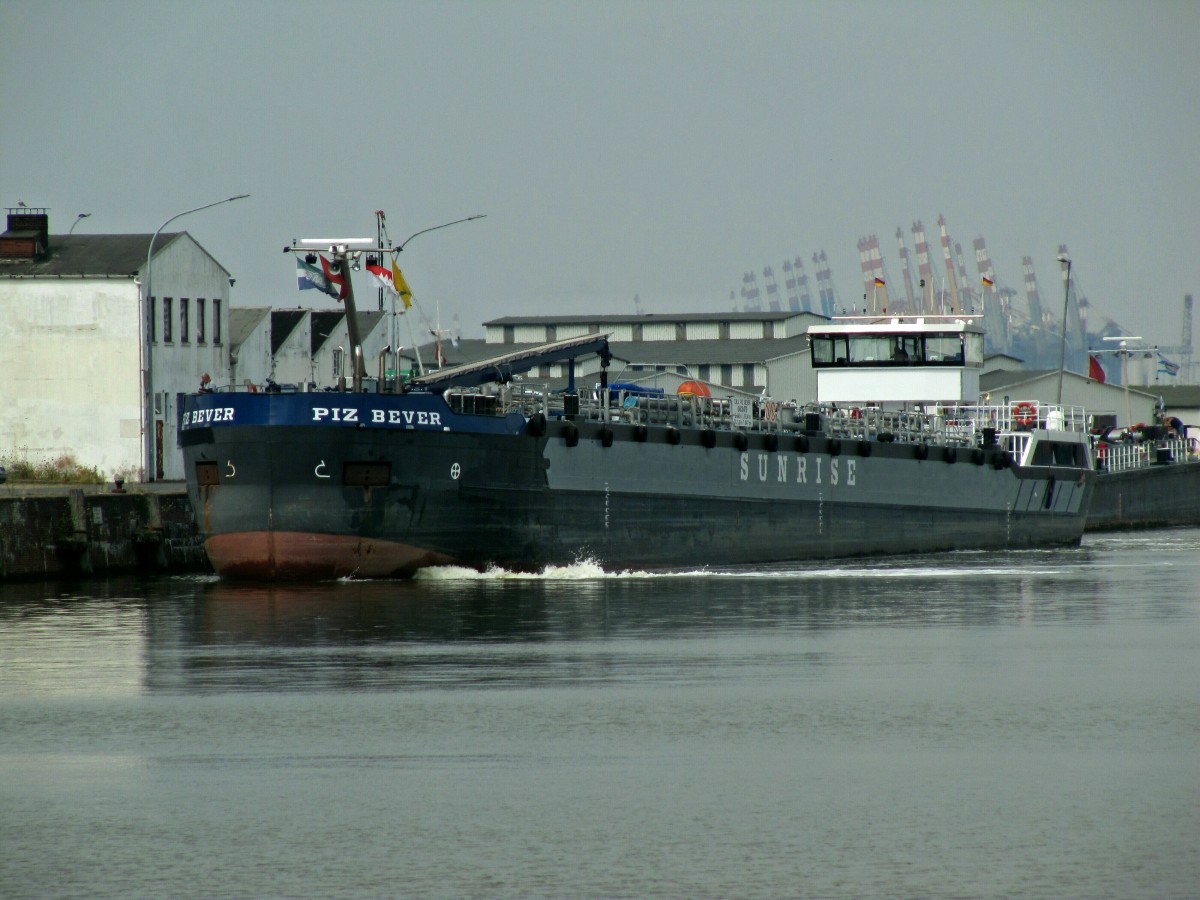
[196,299,206,343]
[333,347,344,379]
[180,298,190,344]
[676,322,687,341]
[149,297,157,343]
[503,325,514,344]
[720,364,732,385]
[163,298,173,342]
[764,320,775,339]
[632,323,643,342]
[718,321,730,340]
[213,299,222,345]
[743,363,755,386]
[546,325,557,342]
[699,364,711,381]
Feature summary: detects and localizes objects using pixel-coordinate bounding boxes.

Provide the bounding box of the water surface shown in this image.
[2,530,1197,898]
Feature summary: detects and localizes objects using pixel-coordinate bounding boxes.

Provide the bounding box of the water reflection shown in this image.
[186,548,1113,646]
[4,529,1198,696]
[142,543,1126,693]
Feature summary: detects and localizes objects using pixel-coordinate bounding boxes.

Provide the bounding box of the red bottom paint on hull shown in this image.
[205,532,456,580]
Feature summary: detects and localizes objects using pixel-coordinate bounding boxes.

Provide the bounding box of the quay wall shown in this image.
[0,484,210,580]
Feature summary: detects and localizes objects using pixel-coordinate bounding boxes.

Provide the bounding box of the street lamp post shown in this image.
[390,214,485,378]
[141,193,249,480]
[68,213,92,235]
[1055,254,1071,406]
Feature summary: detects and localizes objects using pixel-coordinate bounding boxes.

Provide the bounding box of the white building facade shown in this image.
[0,209,233,482]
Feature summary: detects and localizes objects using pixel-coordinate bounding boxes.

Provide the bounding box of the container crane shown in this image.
[895,227,917,312]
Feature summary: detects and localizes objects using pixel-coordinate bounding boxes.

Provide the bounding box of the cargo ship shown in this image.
[180,240,1094,578]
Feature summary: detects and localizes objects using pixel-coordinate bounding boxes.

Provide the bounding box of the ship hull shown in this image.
[183,402,1091,579]
[1088,460,1200,530]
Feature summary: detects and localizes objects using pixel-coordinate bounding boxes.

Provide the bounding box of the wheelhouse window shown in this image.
[893,335,921,361]
[213,299,222,345]
[965,332,984,364]
[924,334,962,362]
[180,298,190,344]
[811,334,848,365]
[810,331,983,367]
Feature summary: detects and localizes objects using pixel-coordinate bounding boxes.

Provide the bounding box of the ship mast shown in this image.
[285,212,484,392]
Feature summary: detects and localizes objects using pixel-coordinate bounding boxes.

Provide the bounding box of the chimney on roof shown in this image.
[0,207,50,260]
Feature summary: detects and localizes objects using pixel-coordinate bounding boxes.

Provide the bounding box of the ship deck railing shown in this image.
[1096,437,1196,473]
[483,384,1088,453]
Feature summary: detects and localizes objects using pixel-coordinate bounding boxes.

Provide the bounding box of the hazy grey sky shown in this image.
[2,0,1196,345]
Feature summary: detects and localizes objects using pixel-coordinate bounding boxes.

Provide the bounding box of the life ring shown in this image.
[1012,402,1036,428]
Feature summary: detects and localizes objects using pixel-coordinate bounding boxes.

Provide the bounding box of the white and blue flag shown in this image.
[1157,352,1180,377]
[295,254,345,300]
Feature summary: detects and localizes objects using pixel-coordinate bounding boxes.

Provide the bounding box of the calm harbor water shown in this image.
[2,530,1198,899]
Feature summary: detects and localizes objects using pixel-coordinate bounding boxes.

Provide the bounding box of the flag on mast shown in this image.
[296,254,345,301]
[1088,354,1106,383]
[391,255,413,309]
[319,254,348,301]
[366,259,396,294]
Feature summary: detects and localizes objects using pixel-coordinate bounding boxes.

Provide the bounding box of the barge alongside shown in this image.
[1089,430,1200,529]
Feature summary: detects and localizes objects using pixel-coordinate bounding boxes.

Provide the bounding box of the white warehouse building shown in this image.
[0,208,233,481]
